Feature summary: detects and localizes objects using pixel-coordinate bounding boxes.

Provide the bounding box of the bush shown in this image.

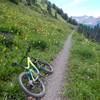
[32,40,48,51]
[1,34,14,48]
[9,0,19,4]
[74,45,95,59]
[0,26,21,35]
[79,47,94,59]
[57,28,63,33]
[0,83,24,100]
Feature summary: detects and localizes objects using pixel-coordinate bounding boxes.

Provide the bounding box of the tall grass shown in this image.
[63,33,100,100]
[0,1,72,99]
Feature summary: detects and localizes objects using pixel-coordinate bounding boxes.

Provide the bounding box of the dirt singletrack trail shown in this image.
[43,34,72,100]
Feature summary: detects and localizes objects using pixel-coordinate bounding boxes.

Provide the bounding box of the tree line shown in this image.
[78,24,100,42]
[47,1,78,25]
[9,0,37,5]
[9,0,78,26]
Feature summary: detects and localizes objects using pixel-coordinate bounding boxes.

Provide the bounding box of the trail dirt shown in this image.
[43,34,72,100]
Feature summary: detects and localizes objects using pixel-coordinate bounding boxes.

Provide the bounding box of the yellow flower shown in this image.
[3,48,6,52]
[0,59,2,63]
[3,36,6,39]
[25,37,27,40]
[15,46,18,50]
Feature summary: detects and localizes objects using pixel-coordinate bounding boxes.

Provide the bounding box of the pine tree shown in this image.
[47,1,52,15]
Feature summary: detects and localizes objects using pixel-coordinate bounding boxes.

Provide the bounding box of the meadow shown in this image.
[63,33,100,100]
[0,0,72,99]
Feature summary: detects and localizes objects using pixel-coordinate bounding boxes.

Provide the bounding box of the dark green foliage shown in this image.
[55,11,57,19]
[78,24,100,42]
[56,8,61,14]
[52,4,56,9]
[32,40,48,50]
[10,0,37,5]
[63,13,68,21]
[52,4,69,21]
[0,26,21,35]
[41,0,47,4]
[26,0,31,5]
[68,17,78,25]
[9,0,19,4]
[26,0,36,5]
[0,26,21,48]
[32,0,36,4]
[74,46,95,59]
[47,1,52,15]
[57,8,63,16]
[57,28,63,33]
[0,34,14,48]
[0,80,24,99]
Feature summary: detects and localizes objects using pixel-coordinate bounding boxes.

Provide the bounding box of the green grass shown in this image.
[63,33,100,100]
[0,0,72,99]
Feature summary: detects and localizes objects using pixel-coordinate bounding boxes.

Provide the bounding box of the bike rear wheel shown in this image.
[19,72,45,98]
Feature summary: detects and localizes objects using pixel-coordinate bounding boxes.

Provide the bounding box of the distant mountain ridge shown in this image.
[72,15,100,25]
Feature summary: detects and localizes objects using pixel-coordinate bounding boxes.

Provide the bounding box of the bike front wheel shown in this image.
[32,58,53,74]
[19,72,45,98]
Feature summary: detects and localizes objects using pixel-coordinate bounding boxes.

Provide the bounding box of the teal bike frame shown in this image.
[25,57,40,82]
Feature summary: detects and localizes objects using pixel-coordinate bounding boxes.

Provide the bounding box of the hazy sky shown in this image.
[49,0,100,17]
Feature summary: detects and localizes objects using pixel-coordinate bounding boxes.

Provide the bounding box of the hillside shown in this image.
[0,0,73,99]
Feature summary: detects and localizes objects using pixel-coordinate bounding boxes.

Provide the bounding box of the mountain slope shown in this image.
[0,0,73,99]
[73,15,100,25]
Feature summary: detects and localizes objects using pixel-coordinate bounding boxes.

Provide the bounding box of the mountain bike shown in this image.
[19,57,46,98]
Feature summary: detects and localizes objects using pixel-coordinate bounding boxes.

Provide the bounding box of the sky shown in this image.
[49,0,100,17]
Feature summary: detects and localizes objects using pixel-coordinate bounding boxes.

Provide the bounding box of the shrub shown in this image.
[9,0,19,4]
[32,40,48,51]
[79,47,94,59]
[0,26,21,35]
[1,34,14,48]
[74,45,95,60]
[57,28,63,33]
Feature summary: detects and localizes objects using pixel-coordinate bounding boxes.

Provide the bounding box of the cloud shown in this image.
[61,0,87,10]
[68,0,85,7]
